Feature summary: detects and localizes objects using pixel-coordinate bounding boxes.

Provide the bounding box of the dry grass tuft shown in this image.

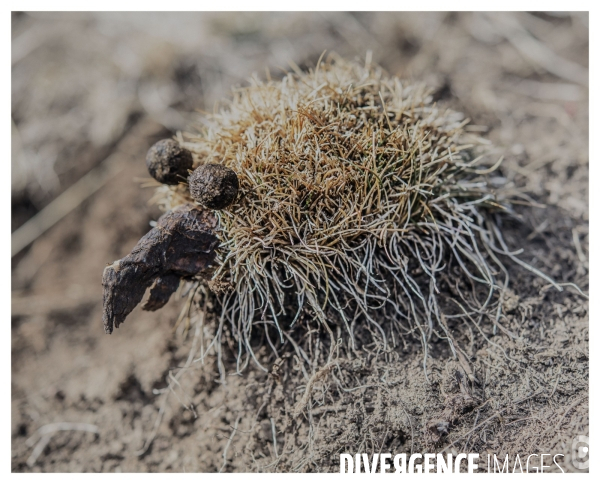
[155,55,560,375]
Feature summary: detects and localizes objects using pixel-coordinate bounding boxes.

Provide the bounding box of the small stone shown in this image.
[188,164,239,210]
[146,139,193,185]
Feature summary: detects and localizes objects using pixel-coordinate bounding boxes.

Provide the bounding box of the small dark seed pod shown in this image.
[146,139,193,185]
[189,164,239,210]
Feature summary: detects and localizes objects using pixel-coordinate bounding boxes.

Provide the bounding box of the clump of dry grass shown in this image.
[154,55,560,374]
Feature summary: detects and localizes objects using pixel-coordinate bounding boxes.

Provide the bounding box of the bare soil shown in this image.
[11,12,588,472]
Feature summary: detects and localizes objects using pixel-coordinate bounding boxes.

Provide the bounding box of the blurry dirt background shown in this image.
[11,12,588,472]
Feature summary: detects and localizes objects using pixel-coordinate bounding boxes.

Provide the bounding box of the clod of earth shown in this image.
[102,57,567,378]
[188,164,239,209]
[102,204,218,334]
[146,138,194,185]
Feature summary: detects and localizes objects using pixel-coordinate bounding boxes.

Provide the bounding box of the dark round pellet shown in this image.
[146,139,194,185]
[188,164,239,210]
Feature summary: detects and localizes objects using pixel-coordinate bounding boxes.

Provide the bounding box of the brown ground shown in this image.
[11,12,588,472]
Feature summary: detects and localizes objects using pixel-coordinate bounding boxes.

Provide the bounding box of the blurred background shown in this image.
[12,12,588,472]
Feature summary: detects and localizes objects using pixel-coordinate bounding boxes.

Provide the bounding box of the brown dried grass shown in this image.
[154,55,560,376]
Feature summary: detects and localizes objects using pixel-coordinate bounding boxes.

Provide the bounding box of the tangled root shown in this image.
[154,55,560,375]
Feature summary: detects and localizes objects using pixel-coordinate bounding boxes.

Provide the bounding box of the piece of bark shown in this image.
[141,273,182,312]
[102,204,218,334]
